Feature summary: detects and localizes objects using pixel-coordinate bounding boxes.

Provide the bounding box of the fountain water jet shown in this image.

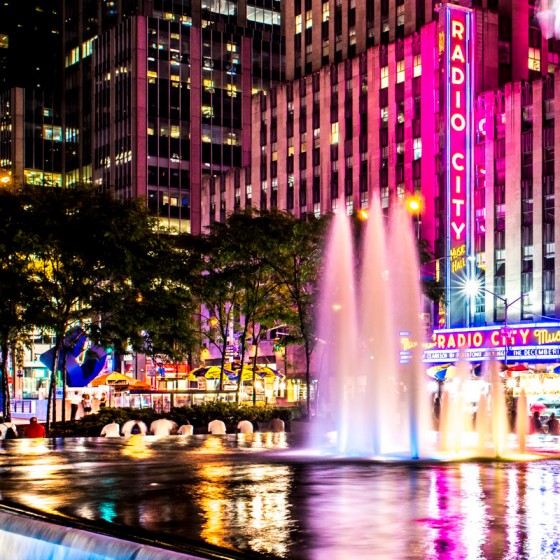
[314,201,430,458]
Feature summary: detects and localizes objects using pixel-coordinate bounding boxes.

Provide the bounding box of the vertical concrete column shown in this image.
[532,81,544,317]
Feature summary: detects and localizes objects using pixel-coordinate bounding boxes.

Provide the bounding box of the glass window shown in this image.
[381,66,389,89]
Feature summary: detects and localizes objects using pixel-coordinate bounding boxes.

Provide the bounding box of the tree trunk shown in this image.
[1,340,11,420]
[305,342,311,418]
[47,336,61,431]
[60,350,68,424]
[252,349,258,407]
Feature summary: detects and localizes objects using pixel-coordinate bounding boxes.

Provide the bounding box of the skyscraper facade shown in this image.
[205,0,560,362]
[62,0,283,233]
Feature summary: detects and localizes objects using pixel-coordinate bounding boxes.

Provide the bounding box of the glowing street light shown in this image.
[405,194,423,238]
[463,279,530,364]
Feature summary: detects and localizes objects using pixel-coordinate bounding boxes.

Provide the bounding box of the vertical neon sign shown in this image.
[440,3,474,328]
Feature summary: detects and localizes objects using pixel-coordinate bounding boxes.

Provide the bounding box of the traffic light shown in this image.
[106,346,113,355]
[273,338,283,353]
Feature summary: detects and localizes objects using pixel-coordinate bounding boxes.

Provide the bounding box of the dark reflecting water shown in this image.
[1,434,560,559]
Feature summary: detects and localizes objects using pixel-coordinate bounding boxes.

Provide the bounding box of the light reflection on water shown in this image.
[2,436,560,559]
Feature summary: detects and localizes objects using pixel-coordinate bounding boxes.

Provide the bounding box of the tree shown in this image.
[23,184,169,429]
[258,210,329,417]
[0,188,34,420]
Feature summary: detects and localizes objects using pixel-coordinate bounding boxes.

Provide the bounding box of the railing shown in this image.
[10,399,36,414]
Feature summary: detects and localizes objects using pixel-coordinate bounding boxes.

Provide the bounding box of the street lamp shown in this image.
[405,193,423,239]
[464,280,529,365]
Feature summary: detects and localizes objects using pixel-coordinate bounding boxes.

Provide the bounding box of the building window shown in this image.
[413,138,422,160]
[331,122,339,144]
[396,60,405,83]
[322,2,329,22]
[528,47,541,71]
[306,10,313,29]
[295,14,302,33]
[380,66,389,89]
[396,4,404,27]
[413,55,421,77]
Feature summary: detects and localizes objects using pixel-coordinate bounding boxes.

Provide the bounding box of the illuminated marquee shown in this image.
[440,4,474,327]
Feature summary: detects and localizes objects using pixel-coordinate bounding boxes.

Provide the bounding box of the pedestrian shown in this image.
[271,417,285,433]
[23,417,46,438]
[177,423,194,436]
[433,396,441,429]
[530,410,544,434]
[237,419,254,434]
[100,419,121,437]
[121,418,148,436]
[99,392,108,409]
[547,412,560,436]
[0,417,18,440]
[149,418,178,436]
[81,393,92,416]
[208,419,227,434]
[70,391,81,421]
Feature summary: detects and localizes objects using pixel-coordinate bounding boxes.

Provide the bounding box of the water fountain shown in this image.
[314,201,430,458]
[312,201,529,461]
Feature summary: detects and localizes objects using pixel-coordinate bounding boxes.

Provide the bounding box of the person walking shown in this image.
[81,394,92,416]
[23,417,46,438]
[70,391,81,421]
[547,412,560,436]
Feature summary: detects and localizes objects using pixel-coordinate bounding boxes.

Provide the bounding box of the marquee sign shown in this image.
[439,3,475,327]
[424,323,560,363]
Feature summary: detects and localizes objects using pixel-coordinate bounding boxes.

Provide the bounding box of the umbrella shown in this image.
[530,402,547,413]
[551,364,560,374]
[91,372,151,391]
[427,364,456,382]
[190,366,235,380]
[505,364,529,378]
[227,365,284,382]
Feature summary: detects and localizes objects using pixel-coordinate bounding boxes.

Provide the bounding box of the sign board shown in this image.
[424,322,560,363]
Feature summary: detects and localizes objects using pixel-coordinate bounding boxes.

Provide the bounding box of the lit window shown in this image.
[322,40,329,58]
[331,122,339,144]
[349,27,356,46]
[380,66,388,89]
[413,55,421,77]
[301,132,307,152]
[226,42,237,52]
[528,47,541,71]
[380,107,389,125]
[396,60,405,83]
[549,51,559,74]
[397,4,404,26]
[82,37,95,58]
[413,138,422,160]
[295,14,302,34]
[201,106,214,117]
[147,70,158,83]
[306,10,312,29]
[171,125,180,138]
[226,83,238,97]
[322,2,329,22]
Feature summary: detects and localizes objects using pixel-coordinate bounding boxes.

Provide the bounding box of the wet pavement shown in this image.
[2,434,560,559]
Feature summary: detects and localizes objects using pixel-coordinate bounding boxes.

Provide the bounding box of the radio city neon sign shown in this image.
[446,9,472,269]
[433,326,560,350]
